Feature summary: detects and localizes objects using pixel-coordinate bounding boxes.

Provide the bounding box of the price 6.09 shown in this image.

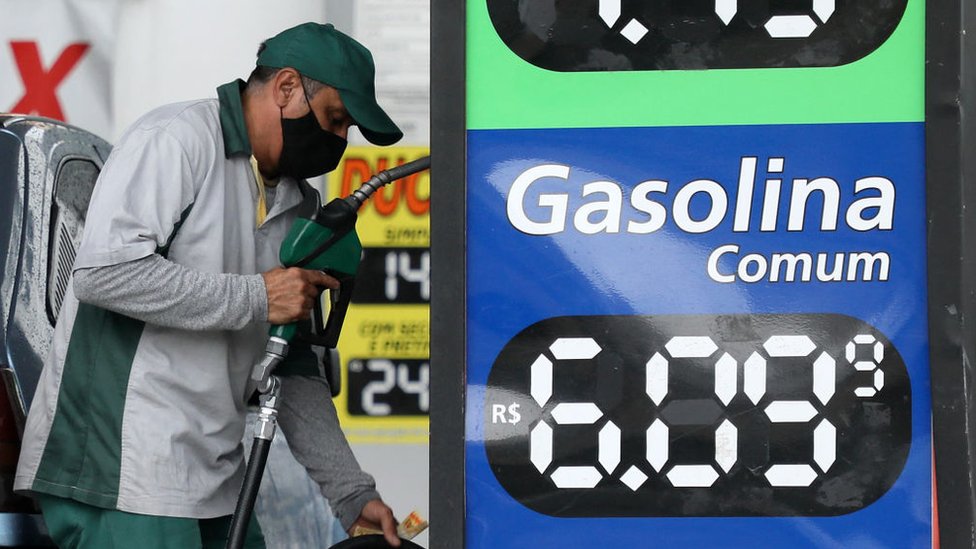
[483,314,913,517]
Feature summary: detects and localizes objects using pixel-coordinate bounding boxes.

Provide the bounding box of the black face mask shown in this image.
[276,86,347,179]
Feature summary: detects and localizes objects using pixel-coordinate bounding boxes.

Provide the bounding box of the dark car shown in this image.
[0,114,109,546]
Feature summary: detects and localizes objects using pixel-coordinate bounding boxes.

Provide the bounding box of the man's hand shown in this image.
[349,499,400,547]
[261,267,339,324]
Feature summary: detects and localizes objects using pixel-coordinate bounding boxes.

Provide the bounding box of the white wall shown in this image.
[112,0,325,139]
[112,0,430,145]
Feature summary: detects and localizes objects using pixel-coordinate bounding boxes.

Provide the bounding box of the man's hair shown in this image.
[246,41,326,96]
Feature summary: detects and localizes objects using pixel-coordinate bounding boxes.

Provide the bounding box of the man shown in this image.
[14,22,403,548]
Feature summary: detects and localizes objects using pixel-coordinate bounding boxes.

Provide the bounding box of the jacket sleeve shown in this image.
[73,254,267,331]
[276,375,382,531]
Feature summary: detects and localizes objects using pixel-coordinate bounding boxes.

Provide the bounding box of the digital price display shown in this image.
[352,247,430,304]
[460,0,929,547]
[484,314,910,517]
[348,358,430,416]
[487,0,908,70]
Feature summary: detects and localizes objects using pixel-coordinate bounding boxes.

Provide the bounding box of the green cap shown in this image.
[257,22,403,146]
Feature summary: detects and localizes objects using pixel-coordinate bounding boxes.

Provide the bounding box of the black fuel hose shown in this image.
[226,438,271,549]
[346,155,431,208]
[329,534,426,549]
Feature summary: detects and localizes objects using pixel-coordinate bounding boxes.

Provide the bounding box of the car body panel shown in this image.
[0,115,109,546]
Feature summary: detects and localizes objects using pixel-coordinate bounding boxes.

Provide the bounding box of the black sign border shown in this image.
[430,0,467,548]
[927,1,976,547]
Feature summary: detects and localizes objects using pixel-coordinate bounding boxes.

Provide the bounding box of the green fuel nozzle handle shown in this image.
[266,155,432,344]
[270,323,298,341]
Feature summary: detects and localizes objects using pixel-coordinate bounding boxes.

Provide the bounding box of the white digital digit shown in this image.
[362,359,397,416]
[401,251,430,300]
[598,0,648,44]
[715,0,738,25]
[763,0,835,38]
[846,334,885,398]
[397,362,430,412]
[384,252,398,300]
[645,336,738,488]
[751,336,837,487]
[528,337,620,489]
[711,0,836,38]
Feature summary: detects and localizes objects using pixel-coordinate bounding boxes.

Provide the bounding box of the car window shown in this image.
[47,159,99,324]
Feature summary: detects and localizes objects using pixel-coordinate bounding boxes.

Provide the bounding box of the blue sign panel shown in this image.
[465,123,930,547]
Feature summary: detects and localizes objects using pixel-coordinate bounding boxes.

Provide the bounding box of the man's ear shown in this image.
[272,68,302,108]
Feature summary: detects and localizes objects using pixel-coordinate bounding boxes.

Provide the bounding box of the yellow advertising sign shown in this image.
[327,147,430,444]
[333,147,430,248]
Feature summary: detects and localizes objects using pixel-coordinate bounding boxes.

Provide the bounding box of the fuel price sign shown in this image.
[441,0,932,547]
[484,314,910,517]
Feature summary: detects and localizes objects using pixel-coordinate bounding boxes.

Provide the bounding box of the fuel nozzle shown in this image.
[263,155,431,377]
[344,155,431,209]
[251,337,289,393]
[300,155,431,260]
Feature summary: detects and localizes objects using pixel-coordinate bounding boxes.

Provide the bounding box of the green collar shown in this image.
[217,79,252,158]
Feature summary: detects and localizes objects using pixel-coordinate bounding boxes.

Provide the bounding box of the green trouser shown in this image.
[36,494,266,549]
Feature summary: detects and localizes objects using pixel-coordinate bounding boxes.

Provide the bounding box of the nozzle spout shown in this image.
[251,337,289,392]
[345,155,431,208]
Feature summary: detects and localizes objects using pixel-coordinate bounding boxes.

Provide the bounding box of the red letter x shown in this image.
[9,41,90,121]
